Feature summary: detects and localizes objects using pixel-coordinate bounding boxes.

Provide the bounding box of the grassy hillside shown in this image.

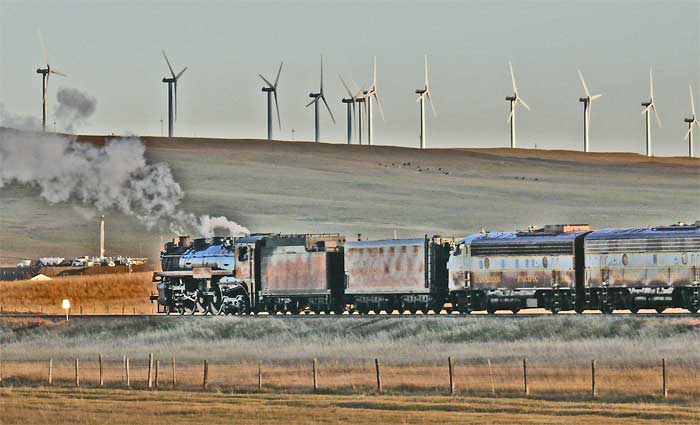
[1,130,698,260]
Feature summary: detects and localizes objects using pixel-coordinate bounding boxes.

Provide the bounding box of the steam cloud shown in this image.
[0,127,248,238]
[55,87,97,133]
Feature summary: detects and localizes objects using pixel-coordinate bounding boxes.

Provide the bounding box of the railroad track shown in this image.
[0,311,697,320]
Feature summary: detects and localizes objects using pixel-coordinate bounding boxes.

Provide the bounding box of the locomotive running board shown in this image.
[154,269,234,279]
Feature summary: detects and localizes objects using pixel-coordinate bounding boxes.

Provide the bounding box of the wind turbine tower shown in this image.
[35,31,66,132]
[364,57,384,146]
[641,69,662,157]
[340,75,355,144]
[305,55,335,142]
[161,50,188,137]
[577,70,602,152]
[505,61,530,148]
[259,62,283,141]
[415,55,436,149]
[685,85,700,158]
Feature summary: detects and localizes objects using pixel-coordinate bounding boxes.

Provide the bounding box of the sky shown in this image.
[1,0,699,155]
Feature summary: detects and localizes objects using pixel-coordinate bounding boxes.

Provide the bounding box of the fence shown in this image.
[0,355,697,399]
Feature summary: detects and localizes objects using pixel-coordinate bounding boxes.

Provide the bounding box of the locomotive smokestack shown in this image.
[178,236,191,248]
[99,215,105,259]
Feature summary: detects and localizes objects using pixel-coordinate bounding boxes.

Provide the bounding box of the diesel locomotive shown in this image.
[152,221,700,315]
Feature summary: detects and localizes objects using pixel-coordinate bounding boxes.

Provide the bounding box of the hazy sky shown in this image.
[1,0,699,155]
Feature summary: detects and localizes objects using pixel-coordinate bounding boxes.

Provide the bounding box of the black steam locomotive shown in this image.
[152,221,700,315]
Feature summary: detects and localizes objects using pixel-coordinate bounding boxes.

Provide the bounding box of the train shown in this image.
[152,221,700,315]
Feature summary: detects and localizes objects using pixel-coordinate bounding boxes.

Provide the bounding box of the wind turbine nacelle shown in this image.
[641,101,652,107]
[309,93,319,98]
[685,118,695,123]
[262,87,274,93]
[578,97,588,102]
[505,96,516,101]
[415,89,426,95]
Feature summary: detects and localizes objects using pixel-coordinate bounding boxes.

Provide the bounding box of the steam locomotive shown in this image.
[152,221,700,315]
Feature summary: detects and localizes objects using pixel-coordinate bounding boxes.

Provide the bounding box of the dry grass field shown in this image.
[1,130,698,260]
[0,272,156,314]
[1,387,699,425]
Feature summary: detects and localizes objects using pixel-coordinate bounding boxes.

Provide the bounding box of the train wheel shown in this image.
[656,307,665,314]
[486,308,496,315]
[550,308,560,315]
[630,306,640,314]
[178,306,186,315]
[574,308,584,314]
[164,305,171,315]
[511,308,520,314]
[601,306,614,315]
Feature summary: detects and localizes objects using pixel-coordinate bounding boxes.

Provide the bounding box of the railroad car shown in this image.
[447,225,590,314]
[344,236,454,313]
[583,221,700,313]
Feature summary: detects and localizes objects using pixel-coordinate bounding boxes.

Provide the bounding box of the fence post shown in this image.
[48,358,53,385]
[122,355,125,384]
[147,353,153,389]
[591,359,596,399]
[312,358,318,391]
[487,359,496,395]
[523,358,529,396]
[99,354,104,387]
[80,306,83,315]
[662,358,668,398]
[126,357,130,387]
[75,358,80,387]
[172,356,176,388]
[375,358,382,394]
[448,356,454,395]
[203,360,208,390]
[258,360,262,390]
[155,360,159,389]
[122,306,125,315]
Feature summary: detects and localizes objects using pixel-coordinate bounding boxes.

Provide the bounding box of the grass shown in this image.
[0,272,156,314]
[1,387,699,424]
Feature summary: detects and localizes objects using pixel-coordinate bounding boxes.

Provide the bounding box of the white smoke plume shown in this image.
[0,128,249,238]
[0,104,41,131]
[55,87,97,133]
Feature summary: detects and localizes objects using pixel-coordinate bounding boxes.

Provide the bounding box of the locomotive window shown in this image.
[484,257,490,269]
[542,257,548,268]
[379,247,384,254]
[653,254,657,265]
[515,259,519,268]
[622,254,629,266]
[682,253,688,265]
[238,246,249,261]
[389,247,396,255]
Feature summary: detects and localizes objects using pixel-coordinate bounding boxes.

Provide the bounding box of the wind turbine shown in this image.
[684,85,700,158]
[259,62,283,141]
[363,57,384,146]
[36,30,66,132]
[340,75,356,144]
[641,68,662,157]
[161,50,187,137]
[578,70,602,152]
[305,55,335,142]
[505,61,530,149]
[415,55,436,149]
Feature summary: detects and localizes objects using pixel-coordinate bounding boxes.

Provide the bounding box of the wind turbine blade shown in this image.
[38,29,48,65]
[507,109,513,124]
[274,61,283,87]
[652,104,662,128]
[509,61,517,94]
[50,69,67,77]
[517,97,531,111]
[321,95,335,124]
[426,92,436,117]
[416,93,424,103]
[578,69,590,97]
[259,74,274,88]
[641,104,651,115]
[649,68,654,100]
[373,56,377,88]
[305,97,317,108]
[319,55,324,93]
[374,93,385,122]
[174,81,178,122]
[424,54,429,87]
[690,84,696,117]
[162,50,176,78]
[339,74,353,98]
[589,94,602,101]
[176,67,187,79]
[685,126,693,140]
[273,91,281,130]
